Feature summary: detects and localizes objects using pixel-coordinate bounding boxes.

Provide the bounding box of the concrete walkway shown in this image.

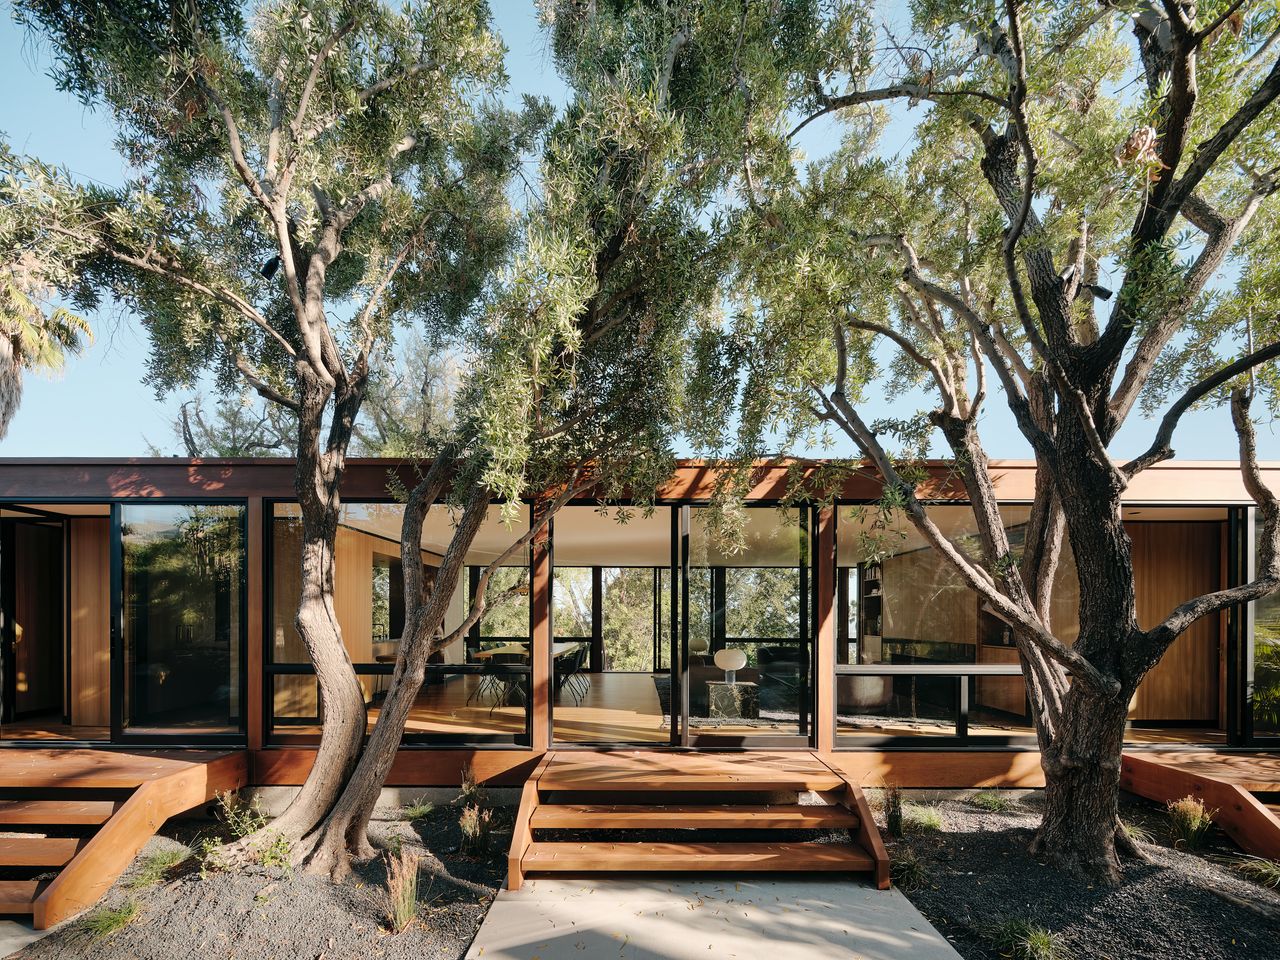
[465,878,961,960]
[0,918,46,959]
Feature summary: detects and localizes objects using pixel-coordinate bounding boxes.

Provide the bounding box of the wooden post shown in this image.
[815,505,837,754]
[530,505,552,753]
[246,497,265,751]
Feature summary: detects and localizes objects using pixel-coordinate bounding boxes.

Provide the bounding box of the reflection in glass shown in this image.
[121,504,244,733]
[686,507,808,737]
[835,505,1046,742]
[1253,518,1280,736]
[267,501,531,744]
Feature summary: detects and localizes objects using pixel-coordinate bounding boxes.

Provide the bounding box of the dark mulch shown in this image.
[12,796,510,960]
[882,791,1280,960]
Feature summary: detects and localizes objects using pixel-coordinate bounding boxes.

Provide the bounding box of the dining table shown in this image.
[472,641,586,660]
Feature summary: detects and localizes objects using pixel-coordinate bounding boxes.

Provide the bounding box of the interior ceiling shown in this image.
[275,502,530,565]
[5,503,111,516]
[836,504,1229,564]
[554,507,671,567]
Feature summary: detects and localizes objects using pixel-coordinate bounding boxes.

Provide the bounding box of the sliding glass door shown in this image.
[678,505,813,747]
[116,503,246,739]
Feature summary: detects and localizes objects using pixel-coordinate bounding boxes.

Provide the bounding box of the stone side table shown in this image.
[707,680,760,720]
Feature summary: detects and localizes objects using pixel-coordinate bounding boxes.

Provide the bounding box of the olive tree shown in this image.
[296,0,774,876]
[11,0,540,847]
[696,0,1280,882]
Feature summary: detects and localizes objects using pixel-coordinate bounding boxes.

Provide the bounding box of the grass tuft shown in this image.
[459,763,488,807]
[128,846,190,888]
[458,802,493,856]
[1166,795,1216,849]
[400,798,435,822]
[80,899,140,940]
[968,790,1018,813]
[889,847,929,891]
[904,802,943,833]
[1120,819,1155,846]
[1232,855,1280,889]
[985,918,1072,960]
[384,847,420,933]
[884,785,904,838]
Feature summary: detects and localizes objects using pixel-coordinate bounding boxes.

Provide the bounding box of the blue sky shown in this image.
[0,3,1273,461]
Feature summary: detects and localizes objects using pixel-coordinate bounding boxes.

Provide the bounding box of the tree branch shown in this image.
[1122,334,1280,477]
[1138,388,1280,667]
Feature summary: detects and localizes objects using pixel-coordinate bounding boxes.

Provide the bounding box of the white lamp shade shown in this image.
[689,636,710,655]
[713,648,747,672]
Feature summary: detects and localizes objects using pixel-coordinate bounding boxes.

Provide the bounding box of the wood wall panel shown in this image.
[882,548,976,647]
[270,520,427,719]
[1129,522,1221,722]
[975,645,1024,715]
[12,524,63,715]
[69,518,110,727]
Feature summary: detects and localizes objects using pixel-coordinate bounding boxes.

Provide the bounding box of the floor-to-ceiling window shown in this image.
[1250,512,1280,740]
[267,501,531,745]
[834,503,1228,746]
[684,505,809,743]
[120,503,245,736]
[551,505,673,744]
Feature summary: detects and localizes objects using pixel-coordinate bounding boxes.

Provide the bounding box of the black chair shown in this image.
[555,644,589,705]
[486,652,527,717]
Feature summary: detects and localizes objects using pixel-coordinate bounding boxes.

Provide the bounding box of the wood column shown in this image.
[531,515,552,753]
[246,498,265,750]
[815,505,837,753]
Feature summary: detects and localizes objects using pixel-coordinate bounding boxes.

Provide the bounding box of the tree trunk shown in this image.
[234,373,368,854]
[266,521,368,842]
[1031,680,1135,882]
[301,490,489,878]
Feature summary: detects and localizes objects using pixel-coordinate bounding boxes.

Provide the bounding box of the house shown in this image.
[1,457,1277,924]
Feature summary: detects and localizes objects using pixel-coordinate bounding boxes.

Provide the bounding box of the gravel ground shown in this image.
[11,795,510,960]
[879,791,1280,960]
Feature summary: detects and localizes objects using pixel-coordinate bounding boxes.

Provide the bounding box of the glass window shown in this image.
[686,506,808,739]
[268,501,531,744]
[1252,518,1280,737]
[120,503,245,735]
[551,505,673,744]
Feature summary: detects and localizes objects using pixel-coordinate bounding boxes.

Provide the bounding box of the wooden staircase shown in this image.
[1121,750,1280,860]
[0,749,248,928]
[509,751,889,890]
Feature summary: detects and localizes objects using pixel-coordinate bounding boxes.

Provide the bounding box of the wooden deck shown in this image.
[1120,750,1280,859]
[0,749,248,928]
[508,751,889,891]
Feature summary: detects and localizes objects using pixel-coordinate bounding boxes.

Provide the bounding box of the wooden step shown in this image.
[523,841,875,873]
[538,771,844,793]
[530,803,860,830]
[0,800,117,826]
[0,836,86,867]
[538,753,844,794]
[0,880,43,914]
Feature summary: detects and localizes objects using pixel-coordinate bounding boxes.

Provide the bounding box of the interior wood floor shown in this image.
[836,716,1227,742]
[1,712,238,742]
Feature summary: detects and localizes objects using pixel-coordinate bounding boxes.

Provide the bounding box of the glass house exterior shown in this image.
[0,456,1275,788]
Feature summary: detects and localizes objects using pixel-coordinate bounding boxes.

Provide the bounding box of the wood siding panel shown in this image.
[13,524,63,715]
[1129,522,1221,722]
[882,548,977,648]
[68,519,109,728]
